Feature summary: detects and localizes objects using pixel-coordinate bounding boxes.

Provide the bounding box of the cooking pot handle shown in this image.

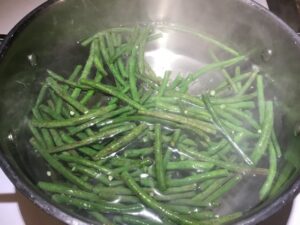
[0,34,6,46]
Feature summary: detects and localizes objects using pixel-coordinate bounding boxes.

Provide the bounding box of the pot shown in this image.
[0,0,299,224]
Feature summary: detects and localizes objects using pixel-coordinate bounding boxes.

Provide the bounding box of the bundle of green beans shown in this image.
[29,25,282,225]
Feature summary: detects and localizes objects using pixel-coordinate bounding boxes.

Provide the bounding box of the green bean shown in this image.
[178,144,268,175]
[192,178,228,202]
[222,120,258,138]
[167,169,229,187]
[270,163,295,197]
[167,161,214,171]
[47,70,91,90]
[210,51,238,93]
[199,179,216,191]
[31,108,55,149]
[139,110,216,135]
[202,95,253,165]
[170,208,215,220]
[114,215,163,225]
[72,41,96,100]
[98,36,126,86]
[80,71,103,105]
[105,32,115,57]
[38,182,113,202]
[223,101,255,109]
[34,83,48,108]
[169,74,184,89]
[204,175,241,203]
[93,186,133,195]
[31,139,93,191]
[39,112,64,147]
[81,79,146,110]
[259,143,277,200]
[144,61,162,85]
[117,58,128,78]
[137,28,151,75]
[207,212,242,224]
[169,199,216,208]
[257,75,265,124]
[170,129,181,147]
[68,106,133,135]
[128,45,140,101]
[237,71,258,96]
[56,154,114,176]
[158,71,171,97]
[59,132,97,156]
[185,55,245,86]
[113,158,153,175]
[158,25,239,56]
[28,121,46,149]
[215,72,251,93]
[271,130,282,158]
[215,109,242,127]
[90,212,115,225]
[110,43,131,62]
[72,165,111,186]
[81,27,134,47]
[164,184,198,194]
[48,129,63,146]
[251,101,274,164]
[224,108,259,130]
[94,42,108,76]
[121,171,200,225]
[46,77,89,114]
[154,124,167,191]
[212,92,257,105]
[123,147,153,158]
[93,123,148,160]
[32,104,116,128]
[54,73,70,115]
[206,139,228,156]
[52,194,143,214]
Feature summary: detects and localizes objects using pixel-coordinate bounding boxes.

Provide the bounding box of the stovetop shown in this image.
[0,0,298,225]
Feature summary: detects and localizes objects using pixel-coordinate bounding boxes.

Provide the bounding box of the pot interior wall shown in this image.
[0,0,299,224]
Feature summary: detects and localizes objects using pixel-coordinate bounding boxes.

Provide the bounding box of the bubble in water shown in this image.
[7,133,14,141]
[210,90,216,96]
[140,173,149,178]
[27,53,37,67]
[252,64,260,72]
[46,171,52,176]
[261,49,273,62]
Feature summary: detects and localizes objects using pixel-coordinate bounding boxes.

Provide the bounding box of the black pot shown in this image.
[0,0,299,224]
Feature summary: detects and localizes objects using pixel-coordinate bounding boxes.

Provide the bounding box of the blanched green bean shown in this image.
[154,124,167,191]
[32,104,116,128]
[50,124,135,153]
[167,169,229,187]
[251,102,274,164]
[81,79,146,110]
[93,124,148,160]
[259,143,277,200]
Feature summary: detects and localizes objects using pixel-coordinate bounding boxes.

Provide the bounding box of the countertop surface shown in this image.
[0,0,298,225]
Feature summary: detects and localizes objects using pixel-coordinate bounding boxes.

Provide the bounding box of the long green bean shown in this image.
[93,123,148,160]
[202,95,253,165]
[121,171,200,225]
[154,124,167,191]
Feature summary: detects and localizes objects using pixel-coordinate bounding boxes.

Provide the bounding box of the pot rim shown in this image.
[0,0,299,224]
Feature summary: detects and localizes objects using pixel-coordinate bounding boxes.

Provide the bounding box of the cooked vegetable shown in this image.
[28,25,283,225]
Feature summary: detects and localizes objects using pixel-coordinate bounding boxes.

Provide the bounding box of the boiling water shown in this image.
[6,24,286,224]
